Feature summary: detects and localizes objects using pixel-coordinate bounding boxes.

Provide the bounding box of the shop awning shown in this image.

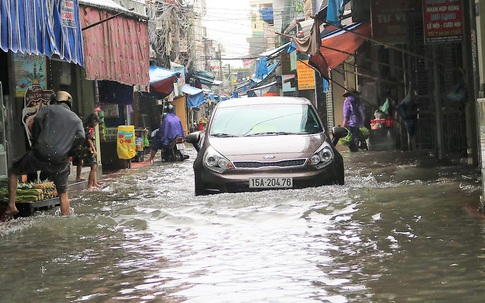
[259,42,291,60]
[309,22,371,79]
[181,84,205,108]
[181,84,203,95]
[98,80,133,105]
[192,70,222,88]
[149,65,180,96]
[0,0,84,66]
[79,2,150,86]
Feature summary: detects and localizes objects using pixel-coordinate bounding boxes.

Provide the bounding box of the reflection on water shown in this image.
[1,149,484,302]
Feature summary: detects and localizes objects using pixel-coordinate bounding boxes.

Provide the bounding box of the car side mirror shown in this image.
[186,131,202,152]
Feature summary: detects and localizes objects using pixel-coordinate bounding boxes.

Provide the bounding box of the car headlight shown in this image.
[307,142,334,169]
[203,146,234,173]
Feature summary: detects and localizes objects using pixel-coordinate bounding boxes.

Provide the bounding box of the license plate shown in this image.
[249,177,293,188]
[176,143,185,150]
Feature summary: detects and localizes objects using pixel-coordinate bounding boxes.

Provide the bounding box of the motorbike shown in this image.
[162,136,189,162]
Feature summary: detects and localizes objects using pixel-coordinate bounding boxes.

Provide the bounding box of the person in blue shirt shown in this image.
[159,104,184,147]
[149,104,184,162]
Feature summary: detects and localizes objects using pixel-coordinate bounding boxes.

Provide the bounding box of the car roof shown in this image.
[215,97,312,108]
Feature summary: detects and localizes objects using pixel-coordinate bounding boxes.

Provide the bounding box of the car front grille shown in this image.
[233,159,306,168]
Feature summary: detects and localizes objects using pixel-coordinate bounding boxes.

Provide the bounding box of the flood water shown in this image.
[1,148,485,302]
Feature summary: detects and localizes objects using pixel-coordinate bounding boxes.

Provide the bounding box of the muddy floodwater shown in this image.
[1,148,484,302]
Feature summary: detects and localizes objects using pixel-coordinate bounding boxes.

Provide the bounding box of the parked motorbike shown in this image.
[162,136,189,162]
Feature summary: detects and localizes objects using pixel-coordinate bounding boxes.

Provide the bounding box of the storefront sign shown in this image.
[296,60,315,90]
[13,53,47,97]
[100,103,120,118]
[371,0,420,44]
[61,0,76,28]
[282,74,296,92]
[423,0,463,44]
[103,127,117,142]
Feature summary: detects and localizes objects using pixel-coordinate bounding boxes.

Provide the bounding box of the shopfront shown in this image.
[78,0,150,170]
[0,0,85,170]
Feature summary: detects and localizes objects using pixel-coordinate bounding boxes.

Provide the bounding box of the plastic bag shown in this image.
[338,128,352,146]
[359,127,370,140]
[144,130,150,147]
[379,98,390,115]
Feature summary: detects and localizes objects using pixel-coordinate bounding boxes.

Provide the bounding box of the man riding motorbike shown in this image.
[149,104,185,162]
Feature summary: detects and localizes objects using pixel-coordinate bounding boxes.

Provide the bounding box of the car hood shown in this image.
[208,134,326,161]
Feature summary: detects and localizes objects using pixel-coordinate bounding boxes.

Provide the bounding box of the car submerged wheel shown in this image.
[337,173,345,185]
[194,174,205,196]
[336,165,345,185]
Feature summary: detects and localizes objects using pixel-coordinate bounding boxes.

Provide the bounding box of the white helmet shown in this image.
[50,91,72,108]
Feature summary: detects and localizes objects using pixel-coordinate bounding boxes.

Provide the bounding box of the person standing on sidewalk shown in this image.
[342,88,366,152]
[72,113,86,182]
[82,113,101,190]
[4,91,85,217]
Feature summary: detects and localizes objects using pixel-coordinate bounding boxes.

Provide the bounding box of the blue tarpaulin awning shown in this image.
[0,0,85,66]
[251,59,280,84]
[182,84,205,108]
[181,84,203,95]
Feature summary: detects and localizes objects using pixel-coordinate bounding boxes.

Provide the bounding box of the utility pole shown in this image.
[218,45,223,83]
[204,38,209,71]
[228,64,232,93]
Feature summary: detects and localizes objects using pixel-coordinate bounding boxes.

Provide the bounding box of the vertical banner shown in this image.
[423,0,463,44]
[117,125,136,160]
[296,60,316,90]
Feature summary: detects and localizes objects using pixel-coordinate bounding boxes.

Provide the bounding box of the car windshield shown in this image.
[209,103,323,137]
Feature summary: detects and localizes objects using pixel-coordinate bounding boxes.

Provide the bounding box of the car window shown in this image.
[210,104,323,136]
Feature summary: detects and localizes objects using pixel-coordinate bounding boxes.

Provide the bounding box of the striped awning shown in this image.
[0,0,84,66]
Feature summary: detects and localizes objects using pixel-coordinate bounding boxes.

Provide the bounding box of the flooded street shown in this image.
[1,147,485,302]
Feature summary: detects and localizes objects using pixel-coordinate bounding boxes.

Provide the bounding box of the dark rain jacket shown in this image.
[31,104,85,165]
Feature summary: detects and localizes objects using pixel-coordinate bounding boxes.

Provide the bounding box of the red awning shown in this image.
[79,5,150,87]
[309,22,371,79]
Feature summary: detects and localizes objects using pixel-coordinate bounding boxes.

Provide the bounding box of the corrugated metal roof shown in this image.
[79,0,148,19]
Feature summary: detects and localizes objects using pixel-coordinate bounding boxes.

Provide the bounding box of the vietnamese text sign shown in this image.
[296,60,315,90]
[371,0,420,44]
[423,0,463,44]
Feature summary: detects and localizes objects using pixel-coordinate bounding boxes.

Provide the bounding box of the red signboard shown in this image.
[423,0,463,44]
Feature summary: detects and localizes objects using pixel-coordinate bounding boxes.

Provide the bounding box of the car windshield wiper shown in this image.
[211,133,238,138]
[244,131,295,137]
